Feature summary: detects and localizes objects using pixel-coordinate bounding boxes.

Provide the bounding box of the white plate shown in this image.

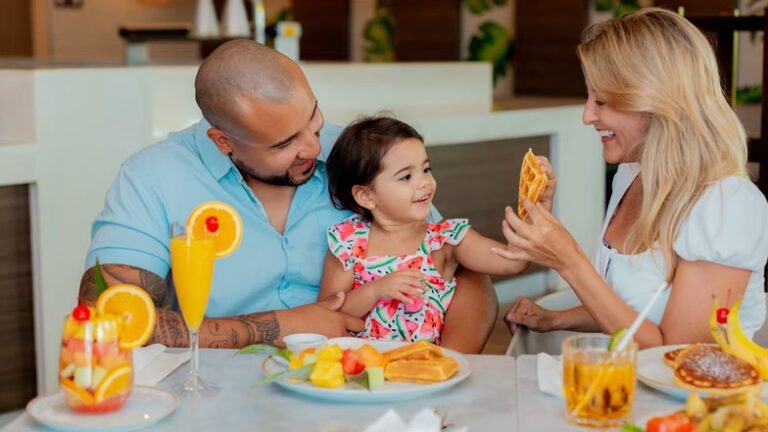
[264,340,472,403]
[26,385,178,432]
[637,344,768,400]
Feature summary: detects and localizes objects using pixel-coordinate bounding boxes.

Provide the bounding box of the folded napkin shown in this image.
[537,353,564,399]
[133,344,190,386]
[363,408,467,432]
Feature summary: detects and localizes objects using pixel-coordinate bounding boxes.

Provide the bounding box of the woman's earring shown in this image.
[368,203,376,209]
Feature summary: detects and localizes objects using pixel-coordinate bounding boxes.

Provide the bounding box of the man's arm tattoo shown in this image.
[79,264,281,349]
[205,312,280,348]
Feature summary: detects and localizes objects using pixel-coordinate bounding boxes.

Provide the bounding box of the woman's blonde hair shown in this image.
[577,7,748,280]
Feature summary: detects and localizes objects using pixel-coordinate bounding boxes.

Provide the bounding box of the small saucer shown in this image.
[26,385,178,432]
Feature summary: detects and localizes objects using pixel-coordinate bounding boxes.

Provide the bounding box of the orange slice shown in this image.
[61,379,95,406]
[96,284,156,349]
[187,201,243,258]
[94,365,132,403]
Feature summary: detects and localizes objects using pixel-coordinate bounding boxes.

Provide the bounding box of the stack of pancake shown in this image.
[664,344,761,395]
[383,341,460,383]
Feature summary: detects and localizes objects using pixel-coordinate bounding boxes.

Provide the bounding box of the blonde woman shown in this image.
[497,7,768,348]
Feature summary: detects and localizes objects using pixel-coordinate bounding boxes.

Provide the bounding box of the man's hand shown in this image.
[274,292,365,345]
[367,270,424,304]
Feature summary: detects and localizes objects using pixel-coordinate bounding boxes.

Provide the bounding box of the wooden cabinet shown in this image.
[0,185,36,412]
[514,0,588,97]
[293,0,350,60]
[392,0,461,61]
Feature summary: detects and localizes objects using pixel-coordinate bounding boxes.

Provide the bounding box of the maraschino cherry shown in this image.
[716,307,730,324]
[72,304,91,321]
[205,216,219,233]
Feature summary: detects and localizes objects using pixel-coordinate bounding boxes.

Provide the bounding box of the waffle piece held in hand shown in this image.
[518,149,548,220]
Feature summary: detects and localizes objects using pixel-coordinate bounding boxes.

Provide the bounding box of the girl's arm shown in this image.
[319,251,423,318]
[319,251,375,318]
[452,229,530,276]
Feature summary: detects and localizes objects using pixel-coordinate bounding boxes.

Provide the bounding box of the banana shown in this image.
[725,301,768,380]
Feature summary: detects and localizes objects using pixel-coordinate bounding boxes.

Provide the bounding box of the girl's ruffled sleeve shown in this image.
[327,218,361,271]
[427,218,471,251]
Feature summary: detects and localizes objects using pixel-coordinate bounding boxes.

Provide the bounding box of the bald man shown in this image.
[79,40,496,353]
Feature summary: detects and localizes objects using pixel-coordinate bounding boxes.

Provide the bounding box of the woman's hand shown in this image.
[492,201,585,274]
[368,269,425,304]
[504,296,558,333]
[535,156,557,212]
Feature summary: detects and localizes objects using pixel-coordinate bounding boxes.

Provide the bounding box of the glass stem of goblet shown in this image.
[190,329,200,376]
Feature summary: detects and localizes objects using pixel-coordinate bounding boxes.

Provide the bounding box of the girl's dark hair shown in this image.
[326,116,424,220]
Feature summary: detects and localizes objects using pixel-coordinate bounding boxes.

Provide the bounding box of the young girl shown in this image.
[320,116,555,344]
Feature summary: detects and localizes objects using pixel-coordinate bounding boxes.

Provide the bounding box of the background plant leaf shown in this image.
[467,21,512,84]
[464,0,490,15]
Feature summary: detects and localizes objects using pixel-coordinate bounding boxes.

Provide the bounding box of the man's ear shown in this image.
[207,127,234,157]
[352,185,375,211]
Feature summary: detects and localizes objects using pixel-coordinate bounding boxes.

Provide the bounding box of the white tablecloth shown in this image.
[4,350,517,431]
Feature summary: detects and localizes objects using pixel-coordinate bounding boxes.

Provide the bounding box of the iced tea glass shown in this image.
[562,334,638,428]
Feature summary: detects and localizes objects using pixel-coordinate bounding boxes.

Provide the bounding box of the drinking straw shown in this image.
[614,281,670,352]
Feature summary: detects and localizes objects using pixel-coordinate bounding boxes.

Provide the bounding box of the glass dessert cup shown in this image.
[59,312,133,413]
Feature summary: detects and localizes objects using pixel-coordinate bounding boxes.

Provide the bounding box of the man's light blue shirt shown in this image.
[86,119,354,316]
[86,120,439,317]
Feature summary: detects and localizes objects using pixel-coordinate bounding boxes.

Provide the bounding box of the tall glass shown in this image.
[562,334,638,428]
[170,222,215,397]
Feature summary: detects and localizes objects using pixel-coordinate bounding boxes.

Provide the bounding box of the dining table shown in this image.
[3,350,686,431]
[4,349,515,431]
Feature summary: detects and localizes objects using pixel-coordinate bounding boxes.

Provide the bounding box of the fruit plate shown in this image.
[26,385,178,432]
[263,339,472,403]
[637,345,768,400]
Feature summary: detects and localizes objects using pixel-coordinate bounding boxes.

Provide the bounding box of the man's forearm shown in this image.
[147,309,282,348]
[79,264,282,348]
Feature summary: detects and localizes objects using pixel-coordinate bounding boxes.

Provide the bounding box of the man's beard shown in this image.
[230,155,315,187]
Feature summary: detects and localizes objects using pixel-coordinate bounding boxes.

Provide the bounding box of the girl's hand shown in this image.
[535,156,556,213]
[368,269,425,304]
[504,296,558,333]
[492,202,584,273]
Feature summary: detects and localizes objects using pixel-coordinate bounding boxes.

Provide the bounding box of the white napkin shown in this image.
[537,353,564,399]
[132,344,190,386]
[363,408,467,432]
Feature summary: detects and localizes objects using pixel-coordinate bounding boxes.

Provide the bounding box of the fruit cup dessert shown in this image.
[59,284,156,413]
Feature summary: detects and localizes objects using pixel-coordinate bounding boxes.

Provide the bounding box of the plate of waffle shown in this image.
[637,343,766,400]
[261,340,472,403]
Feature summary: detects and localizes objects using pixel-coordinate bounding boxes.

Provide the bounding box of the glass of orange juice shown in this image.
[170,222,215,397]
[59,307,132,412]
[562,334,638,428]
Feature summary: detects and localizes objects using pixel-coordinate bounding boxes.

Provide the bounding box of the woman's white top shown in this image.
[591,163,768,337]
